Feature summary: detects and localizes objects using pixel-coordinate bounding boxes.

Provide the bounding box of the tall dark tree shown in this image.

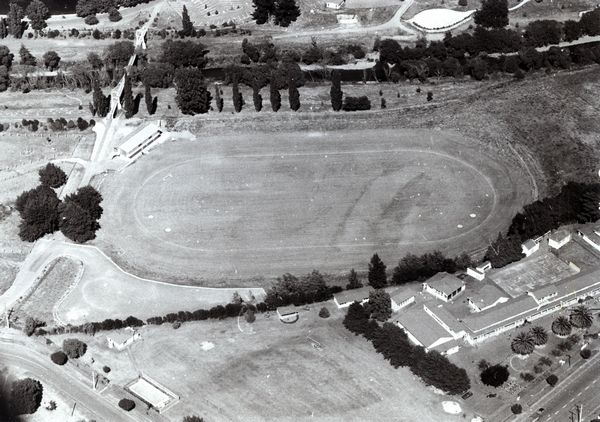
[252,0,275,24]
[26,0,51,34]
[10,378,43,415]
[269,71,281,112]
[480,364,509,387]
[64,185,103,221]
[144,82,155,115]
[473,0,509,28]
[368,253,387,288]
[0,45,14,70]
[366,289,392,322]
[274,0,301,27]
[19,44,36,67]
[121,73,135,118]
[330,69,343,111]
[0,18,7,39]
[214,84,223,112]
[346,268,362,290]
[42,51,60,71]
[181,5,194,37]
[288,78,300,111]
[174,67,212,115]
[38,163,67,188]
[343,302,371,336]
[92,79,110,118]
[7,3,25,38]
[232,77,244,113]
[59,201,99,243]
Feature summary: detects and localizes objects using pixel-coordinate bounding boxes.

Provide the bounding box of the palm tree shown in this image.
[570,305,593,329]
[552,316,572,336]
[511,331,536,355]
[529,325,548,346]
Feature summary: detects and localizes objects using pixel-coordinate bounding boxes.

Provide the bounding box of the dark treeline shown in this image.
[75,0,152,17]
[391,251,472,285]
[343,302,470,395]
[485,182,600,268]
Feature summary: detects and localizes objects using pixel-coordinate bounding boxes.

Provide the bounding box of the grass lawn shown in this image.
[81,307,478,421]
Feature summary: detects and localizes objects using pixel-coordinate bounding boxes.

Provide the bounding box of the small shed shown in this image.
[325,0,345,8]
[277,306,299,323]
[467,267,485,281]
[107,328,140,350]
[549,230,571,250]
[390,288,416,312]
[521,239,539,257]
[422,272,465,302]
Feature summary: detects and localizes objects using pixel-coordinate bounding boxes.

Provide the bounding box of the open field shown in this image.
[489,250,579,297]
[95,127,532,284]
[79,308,479,421]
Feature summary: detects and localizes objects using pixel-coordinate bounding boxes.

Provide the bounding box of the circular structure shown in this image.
[97,129,533,281]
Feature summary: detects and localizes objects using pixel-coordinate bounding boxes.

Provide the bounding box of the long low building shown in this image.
[396,307,460,355]
[114,122,170,160]
[333,286,372,309]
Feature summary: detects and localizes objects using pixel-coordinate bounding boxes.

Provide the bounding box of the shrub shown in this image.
[581,348,592,359]
[342,96,371,111]
[50,351,68,365]
[85,15,99,25]
[172,321,181,329]
[319,307,330,318]
[108,7,122,22]
[62,338,87,359]
[103,365,111,373]
[118,398,135,411]
[511,404,522,414]
[459,0,467,5]
[533,364,543,373]
[427,91,433,101]
[520,372,535,382]
[245,310,256,323]
[546,374,558,387]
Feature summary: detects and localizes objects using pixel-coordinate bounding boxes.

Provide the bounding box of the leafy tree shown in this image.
[17,184,61,242]
[330,69,342,111]
[303,38,323,64]
[174,67,212,115]
[274,0,301,27]
[0,45,14,71]
[580,8,600,36]
[183,416,205,422]
[160,39,209,69]
[50,351,68,365]
[92,79,110,118]
[42,51,60,71]
[570,305,593,329]
[524,20,562,47]
[319,307,330,318]
[414,350,471,395]
[484,232,524,268]
[85,14,99,25]
[38,163,67,188]
[181,5,194,37]
[232,77,244,113]
[581,348,592,359]
[368,253,387,288]
[366,289,392,322]
[26,0,51,33]
[118,398,135,411]
[269,71,280,111]
[7,3,25,38]
[477,359,489,371]
[10,378,43,415]
[214,84,223,112]
[346,268,362,290]
[473,0,509,28]
[108,7,122,22]
[103,41,134,70]
[511,331,535,355]
[552,316,572,336]
[62,338,87,359]
[511,404,522,414]
[480,364,509,387]
[252,0,275,24]
[59,202,99,243]
[121,73,135,118]
[546,374,558,387]
[529,325,548,346]
[64,185,103,220]
[19,44,36,67]
[343,302,370,336]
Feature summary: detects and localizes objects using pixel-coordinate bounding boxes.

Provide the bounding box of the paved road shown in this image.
[0,334,142,422]
[514,349,600,422]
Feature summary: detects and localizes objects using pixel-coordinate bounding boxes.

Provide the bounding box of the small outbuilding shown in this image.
[107,328,140,350]
[521,239,539,257]
[422,272,465,302]
[333,286,372,309]
[277,305,299,323]
[549,230,571,250]
[114,122,170,160]
[390,288,416,312]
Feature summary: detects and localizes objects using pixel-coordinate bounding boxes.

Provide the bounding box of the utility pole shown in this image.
[577,403,582,422]
[92,370,96,391]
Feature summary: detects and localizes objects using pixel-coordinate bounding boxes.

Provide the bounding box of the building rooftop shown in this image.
[424,303,466,334]
[107,330,135,344]
[119,122,161,153]
[529,267,600,304]
[550,229,570,242]
[333,286,372,304]
[461,295,539,334]
[390,287,416,305]
[522,239,537,250]
[396,307,453,348]
[424,272,464,295]
[468,284,509,309]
